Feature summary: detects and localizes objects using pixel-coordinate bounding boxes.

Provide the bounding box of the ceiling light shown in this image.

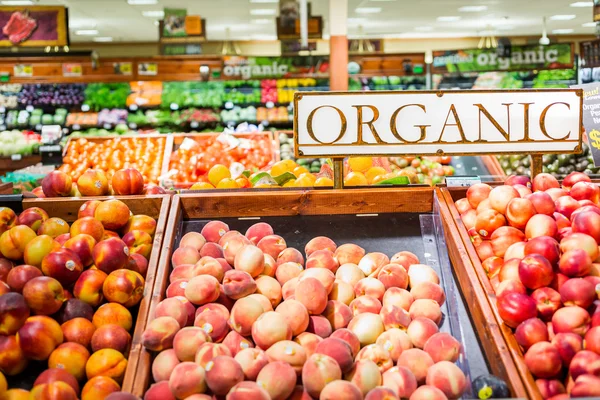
[437,16,461,22]
[570,1,593,6]
[415,26,434,31]
[583,22,597,27]
[552,28,575,34]
[355,7,382,14]
[458,5,488,12]
[250,0,278,3]
[142,10,164,18]
[75,29,99,35]
[549,14,576,20]
[250,9,276,15]
[93,37,114,42]
[251,18,272,24]
[127,0,158,4]
[1,0,34,4]
[250,34,277,40]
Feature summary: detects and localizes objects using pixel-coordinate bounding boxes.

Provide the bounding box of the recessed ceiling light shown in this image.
[75,29,99,35]
[251,19,272,24]
[552,28,575,34]
[549,14,576,20]
[570,1,593,6]
[127,0,158,4]
[458,5,488,12]
[93,37,114,42]
[1,0,34,4]
[356,7,382,14]
[415,26,434,31]
[437,16,461,22]
[250,0,278,3]
[142,10,164,18]
[250,9,276,15]
[583,21,597,27]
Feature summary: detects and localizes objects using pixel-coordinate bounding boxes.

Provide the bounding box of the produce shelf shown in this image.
[3,194,171,395]
[0,155,41,177]
[132,188,529,398]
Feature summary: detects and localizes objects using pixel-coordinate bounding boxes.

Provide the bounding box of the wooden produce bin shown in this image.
[7,195,171,394]
[133,188,528,398]
[439,186,541,400]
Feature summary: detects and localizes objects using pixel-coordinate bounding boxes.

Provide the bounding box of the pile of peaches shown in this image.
[32,167,166,199]
[141,221,467,400]
[0,199,157,399]
[456,172,600,399]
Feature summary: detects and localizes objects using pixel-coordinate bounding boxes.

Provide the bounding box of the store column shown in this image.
[329,0,348,91]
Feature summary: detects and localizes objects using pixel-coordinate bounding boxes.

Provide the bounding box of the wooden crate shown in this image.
[0,182,13,195]
[18,194,171,395]
[439,186,542,400]
[133,188,528,398]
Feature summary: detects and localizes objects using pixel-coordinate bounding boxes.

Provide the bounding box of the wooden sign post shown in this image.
[293,89,584,187]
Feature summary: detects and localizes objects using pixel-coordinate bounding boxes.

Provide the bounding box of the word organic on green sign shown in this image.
[432,43,573,74]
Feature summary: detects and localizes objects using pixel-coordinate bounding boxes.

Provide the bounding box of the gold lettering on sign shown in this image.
[351,105,384,144]
[307,105,347,144]
[436,104,467,143]
[540,102,570,140]
[475,103,512,141]
[519,103,533,141]
[390,104,430,143]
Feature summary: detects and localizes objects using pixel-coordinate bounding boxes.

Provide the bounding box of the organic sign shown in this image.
[431,44,574,74]
[222,56,328,79]
[572,82,600,167]
[294,90,583,158]
[0,6,68,47]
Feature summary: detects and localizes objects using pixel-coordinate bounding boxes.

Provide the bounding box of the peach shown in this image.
[17,315,63,360]
[74,269,107,308]
[408,264,440,287]
[77,201,100,220]
[350,295,382,316]
[0,207,17,235]
[377,263,408,290]
[48,342,90,380]
[144,381,176,400]
[227,381,270,399]
[496,280,527,298]
[61,317,95,348]
[235,348,269,380]
[93,238,130,274]
[141,316,180,351]
[22,235,59,268]
[409,299,442,325]
[22,276,65,316]
[0,335,27,375]
[41,248,83,287]
[58,298,94,323]
[18,208,49,231]
[222,270,256,300]
[37,217,70,239]
[0,292,29,335]
[168,361,207,398]
[30,382,77,400]
[254,275,282,307]
[381,304,411,331]
[42,170,73,197]
[256,361,296,400]
[177,296,196,326]
[425,361,466,399]
[349,312,384,347]
[85,349,127,383]
[466,182,492,208]
[192,256,224,282]
[172,327,210,362]
[281,277,299,300]
[194,309,229,343]
[275,262,303,285]
[331,328,361,357]
[166,279,188,298]
[0,280,8,295]
[524,341,562,379]
[0,256,12,280]
[170,264,195,282]
[320,381,363,400]
[560,232,599,260]
[204,355,244,395]
[264,340,305,375]
[252,311,292,350]
[306,250,339,272]
[155,297,188,328]
[358,253,390,277]
[91,324,130,354]
[179,232,206,253]
[277,247,304,266]
[243,222,272,244]
[552,306,590,336]
[355,277,386,302]
[262,254,277,277]
[122,230,152,260]
[222,235,252,265]
[398,348,434,384]
[345,360,382,396]
[383,287,414,311]
[223,330,254,357]
[94,200,130,231]
[552,332,583,367]
[275,299,309,336]
[336,263,366,287]
[334,243,365,266]
[299,267,335,293]
[5,389,30,399]
[63,234,96,267]
[376,328,413,361]
[410,282,445,306]
[92,303,132,331]
[382,366,417,399]
[199,242,224,258]
[229,296,264,336]
[102,269,144,307]
[407,317,439,349]
[323,300,352,330]
[409,385,448,400]
[257,234,287,260]
[70,217,105,244]
[123,214,156,237]
[315,337,354,373]
[295,332,323,357]
[201,220,230,243]
[234,245,265,277]
[34,368,80,395]
[329,280,355,305]
[152,349,179,382]
[0,225,37,260]
[172,246,201,268]
[77,169,109,196]
[356,343,393,373]
[81,376,120,400]
[423,332,461,363]
[295,276,328,315]
[307,315,333,338]
[186,274,220,305]
[560,278,595,308]
[302,353,342,398]
[536,379,566,399]
[570,350,600,380]
[110,168,144,195]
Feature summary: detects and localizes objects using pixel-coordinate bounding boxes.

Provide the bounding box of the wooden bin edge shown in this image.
[438,187,541,400]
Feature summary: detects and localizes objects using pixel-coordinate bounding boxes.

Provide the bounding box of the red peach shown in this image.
[571,374,600,397]
[122,230,153,260]
[335,243,366,266]
[265,340,306,374]
[0,292,30,335]
[495,280,527,297]
[58,298,94,323]
[572,210,600,243]
[48,342,90,380]
[302,353,342,398]
[30,382,77,400]
[34,368,80,396]
[306,315,333,338]
[0,334,27,375]
[306,250,339,272]
[61,317,95,348]
[256,361,296,400]
[102,269,144,308]
[475,209,506,239]
[152,348,180,382]
[245,222,274,245]
[251,311,292,350]
[92,303,132,332]
[345,360,382,396]
[42,170,73,197]
[425,361,467,399]
[524,341,563,379]
[515,318,549,351]
[73,269,107,308]
[489,185,520,214]
[378,263,408,290]
[77,200,101,219]
[569,350,600,380]
[17,315,63,360]
[199,242,224,258]
[560,232,599,260]
[141,316,180,351]
[93,238,130,274]
[560,278,596,308]
[584,326,600,355]
[41,248,84,287]
[22,276,65,315]
[168,362,207,399]
[397,348,434,384]
[497,292,537,328]
[110,168,144,195]
[518,254,554,290]
[552,332,583,367]
[277,247,304,266]
[331,328,361,357]
[536,379,566,399]
[315,337,354,373]
[123,214,156,237]
[222,270,256,300]
[257,234,287,260]
[525,214,558,240]
[383,287,414,311]
[382,366,417,399]
[235,348,269,380]
[559,249,592,277]
[144,381,176,400]
[37,217,69,239]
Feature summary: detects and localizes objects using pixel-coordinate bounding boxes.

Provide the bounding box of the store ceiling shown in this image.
[23,0,598,43]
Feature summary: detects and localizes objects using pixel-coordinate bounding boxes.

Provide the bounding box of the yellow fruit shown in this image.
[283,179,297,187]
[297,173,316,183]
[344,172,368,186]
[0,371,6,396]
[371,175,387,184]
[314,177,334,187]
[348,157,373,173]
[281,159,297,170]
[271,160,295,177]
[295,176,314,187]
[292,166,309,177]
[365,167,387,184]
[208,164,231,186]
[216,178,239,189]
[189,182,215,190]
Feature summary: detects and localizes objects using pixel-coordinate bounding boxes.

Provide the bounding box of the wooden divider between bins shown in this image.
[439,187,542,400]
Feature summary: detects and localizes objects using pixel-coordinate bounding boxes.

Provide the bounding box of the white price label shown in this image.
[81,104,90,112]
[446,176,482,188]
[10,154,22,161]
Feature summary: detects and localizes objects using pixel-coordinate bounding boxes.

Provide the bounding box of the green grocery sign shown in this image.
[222,56,329,79]
[431,43,574,74]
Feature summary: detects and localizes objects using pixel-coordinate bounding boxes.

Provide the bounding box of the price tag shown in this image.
[265,101,275,109]
[129,104,139,112]
[14,64,33,78]
[103,123,112,130]
[39,145,63,166]
[72,124,80,131]
[35,124,42,131]
[10,154,21,161]
[41,125,62,144]
[225,101,234,110]
[25,105,34,112]
[129,123,137,130]
[190,121,199,129]
[0,107,5,113]
[170,103,179,111]
[81,104,90,112]
[572,82,600,167]
[446,176,482,188]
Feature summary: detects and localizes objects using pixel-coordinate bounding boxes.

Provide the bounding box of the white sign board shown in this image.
[294,90,583,158]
